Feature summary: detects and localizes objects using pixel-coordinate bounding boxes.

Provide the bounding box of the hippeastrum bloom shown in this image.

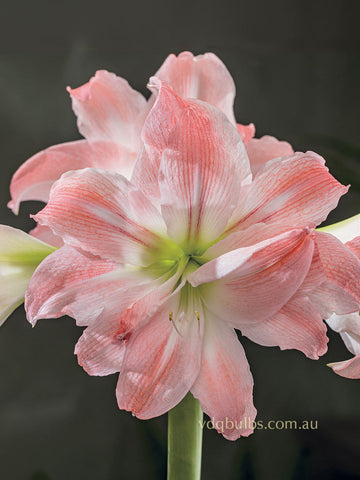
[319,214,360,378]
[24,79,360,440]
[0,226,55,325]
[8,52,291,221]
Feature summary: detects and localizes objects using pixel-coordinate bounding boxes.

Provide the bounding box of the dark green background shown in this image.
[0,0,360,479]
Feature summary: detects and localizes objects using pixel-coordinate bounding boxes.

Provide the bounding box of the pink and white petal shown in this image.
[30,224,63,248]
[75,272,182,376]
[226,152,348,234]
[309,282,359,320]
[142,78,186,156]
[9,140,91,214]
[75,314,128,376]
[131,147,161,208]
[159,98,250,248]
[314,232,360,309]
[190,228,312,285]
[347,236,360,259]
[68,70,147,150]
[155,51,237,124]
[241,294,328,360]
[90,141,138,179]
[237,123,255,143]
[34,168,167,265]
[134,79,250,215]
[191,229,314,326]
[245,135,294,176]
[132,79,186,204]
[296,242,326,294]
[8,140,137,214]
[116,294,203,419]
[25,245,154,327]
[191,311,256,440]
[202,223,297,260]
[328,354,360,379]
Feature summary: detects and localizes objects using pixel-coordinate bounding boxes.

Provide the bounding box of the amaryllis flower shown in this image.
[8,51,290,219]
[0,226,55,325]
[24,79,360,440]
[6,51,292,323]
[319,214,360,378]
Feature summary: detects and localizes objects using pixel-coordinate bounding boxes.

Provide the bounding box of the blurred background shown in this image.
[0,0,360,478]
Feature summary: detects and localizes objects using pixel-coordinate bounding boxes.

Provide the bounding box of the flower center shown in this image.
[142,235,209,322]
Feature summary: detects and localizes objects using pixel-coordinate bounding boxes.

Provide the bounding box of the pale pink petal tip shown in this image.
[237,123,256,143]
[155,51,236,124]
[328,354,360,379]
[147,76,162,92]
[190,314,256,440]
[67,82,91,101]
[67,70,111,101]
[7,199,17,215]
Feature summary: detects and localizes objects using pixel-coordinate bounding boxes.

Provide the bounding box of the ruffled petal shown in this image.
[25,245,155,326]
[8,140,137,214]
[131,80,185,204]
[155,51,236,124]
[134,79,251,239]
[308,232,360,317]
[191,311,256,440]
[68,70,147,150]
[328,354,360,379]
[34,168,167,265]
[241,294,328,359]
[75,272,181,376]
[245,135,293,176]
[190,228,314,326]
[153,84,250,249]
[116,293,203,419]
[226,151,348,234]
[75,313,128,377]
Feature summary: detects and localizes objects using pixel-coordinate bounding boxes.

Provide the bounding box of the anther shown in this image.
[195,310,200,321]
[169,311,182,336]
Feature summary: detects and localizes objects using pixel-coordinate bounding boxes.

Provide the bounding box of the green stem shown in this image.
[167,393,203,480]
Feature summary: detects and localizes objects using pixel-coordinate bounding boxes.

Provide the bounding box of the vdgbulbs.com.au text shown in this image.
[199,418,319,433]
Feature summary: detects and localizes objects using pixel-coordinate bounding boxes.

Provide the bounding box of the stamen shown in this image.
[195,310,200,321]
[169,310,182,336]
